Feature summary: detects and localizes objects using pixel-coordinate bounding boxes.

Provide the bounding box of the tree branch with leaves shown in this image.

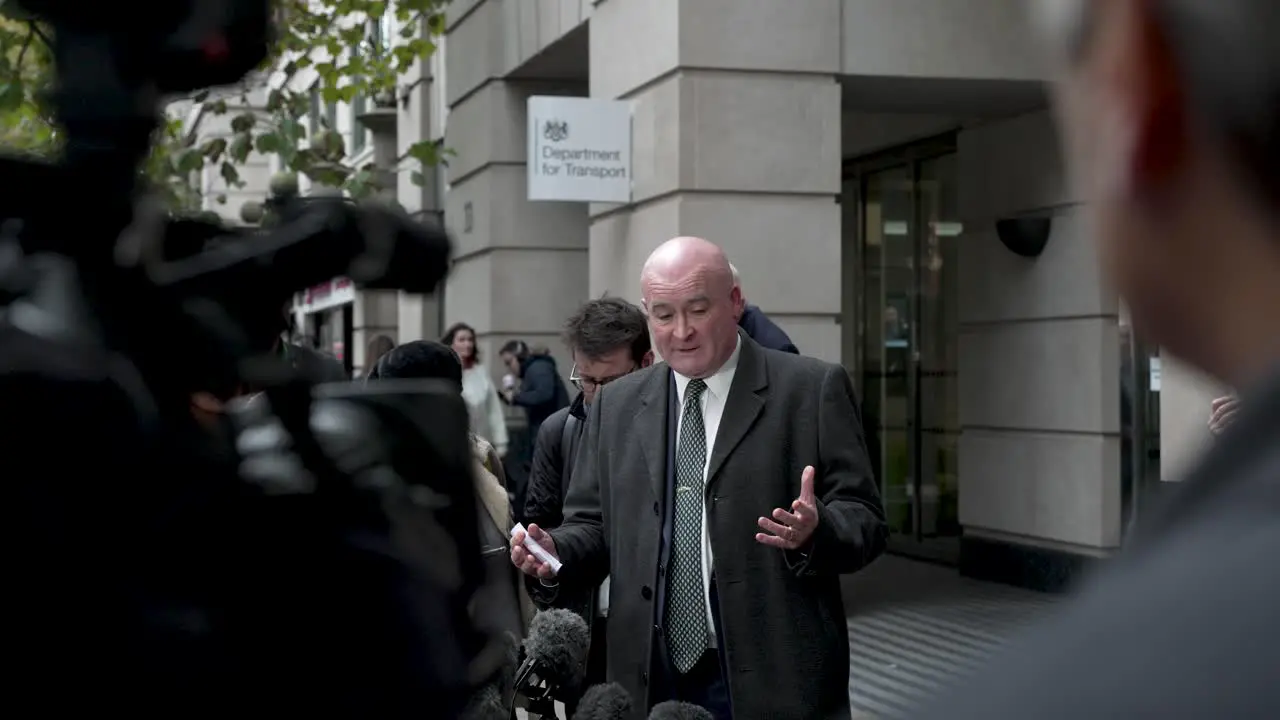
[1,0,449,208]
[184,0,449,203]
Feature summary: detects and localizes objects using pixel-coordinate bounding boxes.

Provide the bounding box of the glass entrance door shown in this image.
[858,149,962,563]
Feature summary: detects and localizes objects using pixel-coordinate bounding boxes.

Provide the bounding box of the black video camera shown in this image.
[0,1,498,716]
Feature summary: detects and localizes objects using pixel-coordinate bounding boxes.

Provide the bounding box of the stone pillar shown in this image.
[441,5,590,379]
[352,105,403,374]
[955,111,1123,576]
[396,39,445,344]
[587,0,844,361]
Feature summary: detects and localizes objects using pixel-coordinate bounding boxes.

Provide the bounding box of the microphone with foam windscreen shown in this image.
[513,609,592,719]
[571,682,635,720]
[648,700,714,720]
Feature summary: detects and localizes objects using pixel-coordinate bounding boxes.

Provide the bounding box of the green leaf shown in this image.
[410,170,425,186]
[200,137,228,160]
[308,162,351,187]
[255,132,281,154]
[230,112,256,133]
[0,82,24,112]
[209,99,228,114]
[314,62,337,83]
[228,131,253,163]
[427,12,446,35]
[220,161,241,187]
[175,148,205,174]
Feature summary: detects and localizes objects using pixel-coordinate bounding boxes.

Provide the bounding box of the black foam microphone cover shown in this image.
[572,682,634,720]
[648,700,714,720]
[523,608,591,689]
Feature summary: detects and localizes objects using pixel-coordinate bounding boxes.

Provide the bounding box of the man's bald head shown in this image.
[639,236,744,378]
[640,237,734,295]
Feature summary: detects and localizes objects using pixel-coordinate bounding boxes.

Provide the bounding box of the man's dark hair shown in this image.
[366,340,462,386]
[562,296,650,364]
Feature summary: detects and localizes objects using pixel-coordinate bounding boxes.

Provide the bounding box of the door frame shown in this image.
[844,133,960,562]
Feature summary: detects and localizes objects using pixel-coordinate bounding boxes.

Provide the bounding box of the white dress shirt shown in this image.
[670,335,741,647]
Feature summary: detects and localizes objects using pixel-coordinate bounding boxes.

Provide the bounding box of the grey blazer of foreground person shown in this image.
[550,331,888,718]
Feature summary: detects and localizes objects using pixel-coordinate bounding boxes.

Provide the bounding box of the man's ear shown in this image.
[1109,0,1190,198]
[730,285,745,320]
[641,350,655,368]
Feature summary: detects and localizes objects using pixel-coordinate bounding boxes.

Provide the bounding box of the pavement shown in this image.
[841,556,1063,719]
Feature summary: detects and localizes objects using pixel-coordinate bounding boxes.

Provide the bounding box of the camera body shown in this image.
[12,0,271,93]
[0,2,488,716]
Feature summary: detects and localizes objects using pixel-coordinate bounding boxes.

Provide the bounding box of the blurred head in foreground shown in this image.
[1036,0,1280,388]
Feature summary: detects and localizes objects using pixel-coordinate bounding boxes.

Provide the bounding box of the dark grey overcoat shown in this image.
[551,333,888,718]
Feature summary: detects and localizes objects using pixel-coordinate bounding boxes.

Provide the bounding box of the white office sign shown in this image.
[527,96,631,203]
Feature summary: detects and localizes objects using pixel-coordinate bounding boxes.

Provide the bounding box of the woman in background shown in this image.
[443,322,509,459]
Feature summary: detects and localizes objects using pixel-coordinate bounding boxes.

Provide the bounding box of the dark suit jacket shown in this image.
[916,365,1280,718]
[739,304,798,354]
[551,332,887,718]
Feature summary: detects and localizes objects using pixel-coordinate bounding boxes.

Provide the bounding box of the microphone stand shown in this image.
[512,658,560,720]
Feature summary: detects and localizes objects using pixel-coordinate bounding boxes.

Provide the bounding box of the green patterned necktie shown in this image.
[665,378,710,673]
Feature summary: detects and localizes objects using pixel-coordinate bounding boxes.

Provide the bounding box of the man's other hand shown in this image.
[1209,395,1239,436]
[511,523,560,579]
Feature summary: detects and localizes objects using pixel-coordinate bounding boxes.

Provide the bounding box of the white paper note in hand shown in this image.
[510,523,563,575]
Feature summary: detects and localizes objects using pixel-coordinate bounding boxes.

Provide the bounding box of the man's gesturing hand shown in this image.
[511,523,560,579]
[756,465,820,550]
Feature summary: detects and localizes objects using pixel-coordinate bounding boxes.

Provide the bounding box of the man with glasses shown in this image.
[523,296,653,708]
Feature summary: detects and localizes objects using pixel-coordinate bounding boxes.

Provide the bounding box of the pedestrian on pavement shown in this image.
[444,322,510,458]
[499,339,570,520]
[511,236,887,719]
[916,1,1280,717]
[523,296,654,713]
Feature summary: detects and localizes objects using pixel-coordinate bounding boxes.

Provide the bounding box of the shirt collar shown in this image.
[673,334,742,403]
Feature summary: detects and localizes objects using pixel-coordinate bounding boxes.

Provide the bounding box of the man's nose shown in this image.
[674,315,694,339]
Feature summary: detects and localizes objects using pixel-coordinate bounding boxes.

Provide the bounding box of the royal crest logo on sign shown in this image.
[528,96,632,203]
[543,120,569,143]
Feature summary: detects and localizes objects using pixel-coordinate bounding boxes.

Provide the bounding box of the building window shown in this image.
[309,86,321,138]
[325,98,338,132]
[350,92,367,153]
[372,14,393,52]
